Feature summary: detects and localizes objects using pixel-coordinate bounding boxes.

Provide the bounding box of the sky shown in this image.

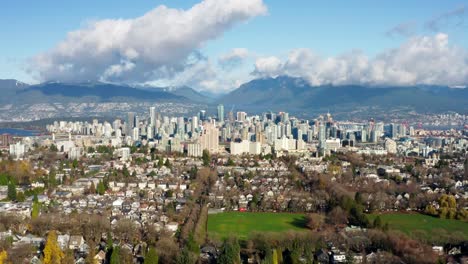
[1,0,467,92]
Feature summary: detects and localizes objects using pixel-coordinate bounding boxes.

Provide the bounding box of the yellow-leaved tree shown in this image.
[43,230,64,264]
[0,250,7,264]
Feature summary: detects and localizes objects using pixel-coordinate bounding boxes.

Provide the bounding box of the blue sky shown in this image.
[1,0,467,90]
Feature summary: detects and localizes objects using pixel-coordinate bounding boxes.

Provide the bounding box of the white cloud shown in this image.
[253,33,468,87]
[252,56,283,77]
[218,48,249,68]
[29,0,267,83]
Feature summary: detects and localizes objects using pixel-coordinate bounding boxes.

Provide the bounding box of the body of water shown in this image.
[0,128,41,137]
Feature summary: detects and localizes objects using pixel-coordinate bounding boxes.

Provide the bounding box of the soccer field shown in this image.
[368,213,468,241]
[208,212,308,240]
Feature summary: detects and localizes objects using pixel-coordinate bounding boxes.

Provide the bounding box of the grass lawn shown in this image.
[368,212,468,241]
[208,212,308,240]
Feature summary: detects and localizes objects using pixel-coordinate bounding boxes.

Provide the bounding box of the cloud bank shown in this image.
[29,0,267,83]
[218,48,249,69]
[253,33,468,87]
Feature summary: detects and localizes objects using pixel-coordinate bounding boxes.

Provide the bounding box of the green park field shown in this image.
[208,212,308,240]
[368,213,468,241]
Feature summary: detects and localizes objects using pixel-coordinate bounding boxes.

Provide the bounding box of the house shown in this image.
[94,250,106,264]
[57,234,70,250]
[432,246,444,255]
[165,222,179,232]
[17,234,45,248]
[448,246,461,255]
[315,249,330,263]
[69,235,85,250]
[112,199,124,208]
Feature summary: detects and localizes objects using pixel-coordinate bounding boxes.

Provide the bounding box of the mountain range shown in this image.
[220,76,468,114]
[0,76,467,121]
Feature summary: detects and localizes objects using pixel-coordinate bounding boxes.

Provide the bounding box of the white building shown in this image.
[9,142,25,159]
[69,147,83,160]
[187,143,202,157]
[385,138,397,154]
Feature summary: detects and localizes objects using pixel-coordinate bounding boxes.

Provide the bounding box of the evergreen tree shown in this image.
[218,237,241,264]
[157,158,164,168]
[226,158,235,166]
[202,150,210,166]
[186,232,199,254]
[97,181,106,195]
[164,159,171,168]
[110,246,120,264]
[7,182,16,201]
[373,216,382,228]
[144,247,159,264]
[43,230,64,264]
[31,201,40,219]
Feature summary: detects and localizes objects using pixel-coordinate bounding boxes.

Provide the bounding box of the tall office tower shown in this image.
[285,122,292,138]
[400,124,407,137]
[228,111,235,123]
[132,127,140,141]
[150,107,157,127]
[177,117,185,134]
[147,125,154,139]
[191,116,199,133]
[297,129,303,141]
[281,112,289,123]
[409,126,415,136]
[199,110,206,121]
[236,111,247,122]
[370,129,378,143]
[126,112,136,135]
[134,116,140,129]
[361,129,367,142]
[217,104,224,122]
[199,123,219,153]
[163,116,169,125]
[255,131,265,144]
[112,119,122,132]
[318,123,326,148]
[307,130,314,143]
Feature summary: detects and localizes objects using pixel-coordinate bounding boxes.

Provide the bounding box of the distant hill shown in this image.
[162,86,212,103]
[219,76,468,114]
[0,79,29,100]
[0,81,187,104]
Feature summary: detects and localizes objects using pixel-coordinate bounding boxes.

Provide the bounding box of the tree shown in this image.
[16,192,25,202]
[0,251,7,264]
[202,150,210,166]
[62,250,75,264]
[218,237,241,264]
[88,182,96,194]
[157,158,164,168]
[31,201,40,219]
[43,230,64,264]
[226,158,235,166]
[175,247,195,264]
[144,247,159,264]
[305,214,324,231]
[110,246,120,264]
[327,206,348,225]
[7,182,16,201]
[373,216,383,229]
[164,159,171,168]
[186,232,199,254]
[49,144,58,152]
[97,181,106,195]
